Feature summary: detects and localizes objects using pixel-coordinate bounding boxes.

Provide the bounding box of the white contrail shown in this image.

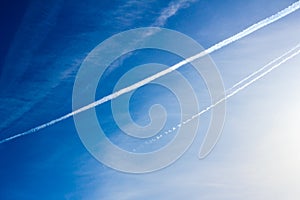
[1,1,300,144]
[159,43,300,137]
[229,43,300,90]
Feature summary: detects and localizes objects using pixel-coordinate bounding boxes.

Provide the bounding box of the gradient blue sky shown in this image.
[1,0,300,199]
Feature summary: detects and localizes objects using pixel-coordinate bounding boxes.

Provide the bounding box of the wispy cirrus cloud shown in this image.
[104,0,198,29]
[103,0,157,29]
[0,0,64,134]
[153,0,198,27]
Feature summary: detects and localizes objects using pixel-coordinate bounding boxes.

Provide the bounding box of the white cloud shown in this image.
[104,0,157,28]
[153,0,198,27]
[104,0,198,29]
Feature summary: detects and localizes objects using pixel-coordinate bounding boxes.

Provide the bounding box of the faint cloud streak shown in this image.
[153,0,198,27]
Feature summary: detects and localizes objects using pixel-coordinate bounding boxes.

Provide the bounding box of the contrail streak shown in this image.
[229,43,300,90]
[160,43,300,137]
[1,1,300,144]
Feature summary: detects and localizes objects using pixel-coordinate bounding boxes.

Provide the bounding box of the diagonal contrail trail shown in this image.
[1,1,300,144]
[160,43,300,137]
[229,43,300,91]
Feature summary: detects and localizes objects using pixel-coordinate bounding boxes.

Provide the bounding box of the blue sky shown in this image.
[1,0,300,199]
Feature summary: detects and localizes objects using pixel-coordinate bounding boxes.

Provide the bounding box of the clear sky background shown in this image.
[0,0,300,199]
